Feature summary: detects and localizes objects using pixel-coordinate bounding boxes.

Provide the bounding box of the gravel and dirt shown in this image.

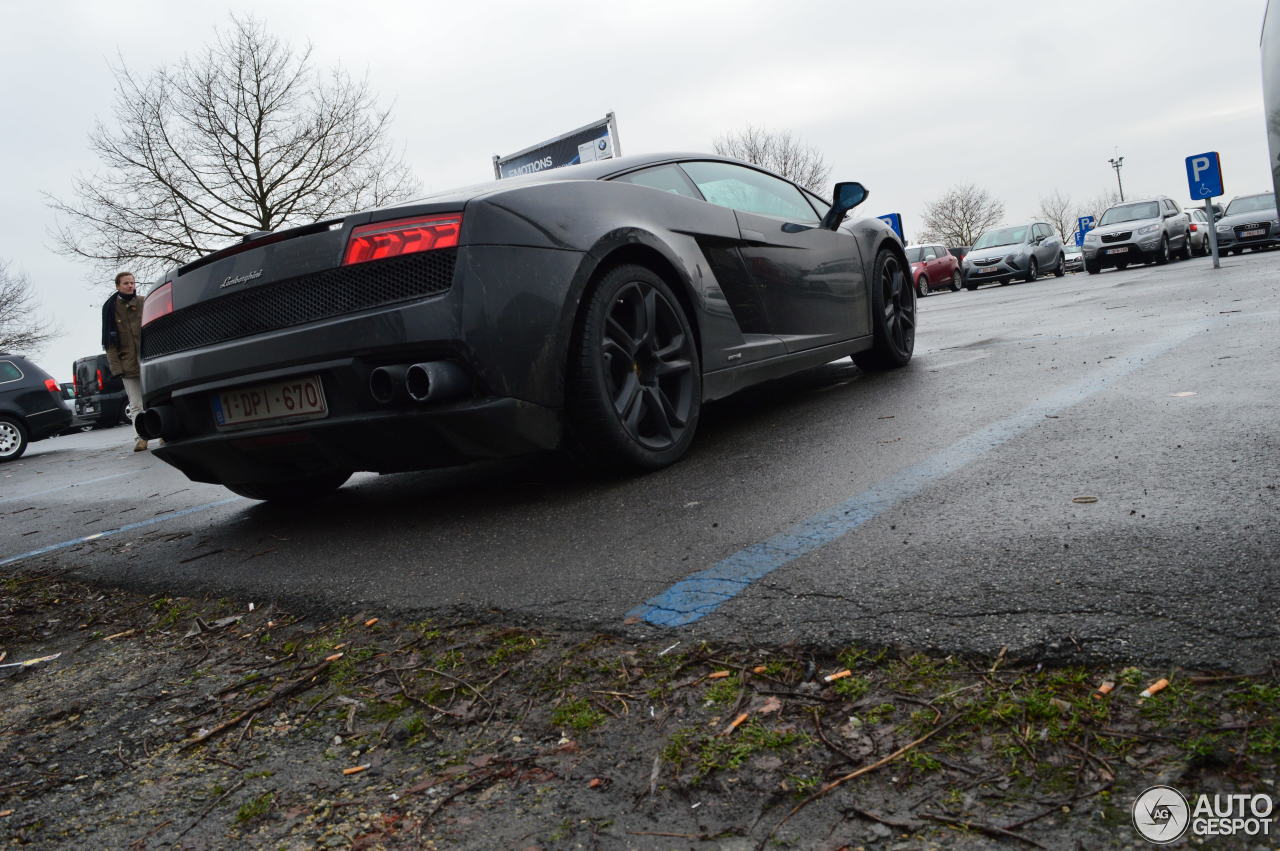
[2,568,1276,849]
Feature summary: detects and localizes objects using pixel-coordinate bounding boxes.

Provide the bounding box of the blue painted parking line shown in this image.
[0,471,134,506]
[0,497,242,568]
[627,324,1203,627]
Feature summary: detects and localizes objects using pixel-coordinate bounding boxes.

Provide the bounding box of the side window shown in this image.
[680,161,820,224]
[0,361,23,383]
[804,191,832,219]
[924,247,938,260]
[612,164,701,200]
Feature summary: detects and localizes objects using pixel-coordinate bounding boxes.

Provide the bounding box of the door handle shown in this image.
[741,229,765,242]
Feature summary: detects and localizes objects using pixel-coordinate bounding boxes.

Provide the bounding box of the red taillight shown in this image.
[96,369,104,391]
[342,214,462,266]
[141,281,174,326]
[44,378,59,393]
[1189,223,1198,232]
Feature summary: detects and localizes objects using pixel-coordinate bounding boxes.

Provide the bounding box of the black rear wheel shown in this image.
[1054,253,1066,277]
[567,264,700,471]
[1025,258,1038,282]
[950,271,962,292]
[0,417,28,461]
[852,250,914,371]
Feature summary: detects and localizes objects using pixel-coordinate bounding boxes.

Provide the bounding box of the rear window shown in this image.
[0,361,23,383]
[904,247,924,262]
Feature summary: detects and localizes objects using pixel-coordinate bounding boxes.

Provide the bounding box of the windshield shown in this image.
[1225,194,1278,216]
[904,247,924,262]
[1099,201,1160,225]
[973,226,1028,249]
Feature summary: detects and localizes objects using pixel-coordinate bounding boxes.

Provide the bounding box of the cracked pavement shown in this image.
[2,251,1277,670]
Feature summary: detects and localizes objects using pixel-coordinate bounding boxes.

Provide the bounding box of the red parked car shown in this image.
[904,243,962,296]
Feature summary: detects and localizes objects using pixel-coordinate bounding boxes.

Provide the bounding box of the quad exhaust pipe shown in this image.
[369,361,469,405]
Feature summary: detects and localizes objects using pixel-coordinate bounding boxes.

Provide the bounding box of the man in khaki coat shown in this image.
[101,271,148,451]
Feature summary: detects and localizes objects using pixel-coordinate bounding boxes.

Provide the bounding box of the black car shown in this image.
[137,153,915,502]
[72,354,130,428]
[0,353,74,461]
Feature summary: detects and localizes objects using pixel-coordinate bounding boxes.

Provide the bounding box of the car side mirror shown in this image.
[822,181,869,230]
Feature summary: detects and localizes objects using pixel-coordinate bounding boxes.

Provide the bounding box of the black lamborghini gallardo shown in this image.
[137,153,914,501]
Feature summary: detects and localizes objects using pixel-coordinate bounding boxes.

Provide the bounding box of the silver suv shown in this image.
[1083,197,1191,273]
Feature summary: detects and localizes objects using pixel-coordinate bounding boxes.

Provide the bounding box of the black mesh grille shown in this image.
[142,250,456,359]
[1234,222,1272,238]
[1100,231,1132,243]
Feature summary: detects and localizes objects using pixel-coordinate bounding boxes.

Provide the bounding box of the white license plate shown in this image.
[976,266,998,274]
[1105,247,1129,255]
[1241,228,1265,238]
[212,375,327,429]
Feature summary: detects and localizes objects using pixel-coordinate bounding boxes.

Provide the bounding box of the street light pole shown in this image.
[1108,155,1125,202]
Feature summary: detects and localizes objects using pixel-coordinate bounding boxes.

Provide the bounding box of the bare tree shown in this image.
[713,125,832,194]
[49,14,419,280]
[0,261,58,354]
[1038,190,1075,242]
[917,184,1005,246]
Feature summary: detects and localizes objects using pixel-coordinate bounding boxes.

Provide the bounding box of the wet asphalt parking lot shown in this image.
[3,250,1277,670]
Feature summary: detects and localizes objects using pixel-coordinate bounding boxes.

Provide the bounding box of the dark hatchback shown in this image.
[138,152,916,501]
[0,354,73,461]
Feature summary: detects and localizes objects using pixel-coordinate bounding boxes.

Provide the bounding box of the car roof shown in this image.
[397,152,818,208]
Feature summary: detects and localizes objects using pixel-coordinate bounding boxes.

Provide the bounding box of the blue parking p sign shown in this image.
[876,213,904,241]
[1186,151,1223,200]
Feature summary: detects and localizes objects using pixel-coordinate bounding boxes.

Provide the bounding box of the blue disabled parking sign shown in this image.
[1186,151,1223,200]
[876,213,904,241]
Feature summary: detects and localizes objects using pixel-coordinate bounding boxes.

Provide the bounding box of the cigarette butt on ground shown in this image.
[342,764,370,776]
[823,669,852,683]
[0,809,13,818]
[1093,681,1116,699]
[706,670,731,679]
[752,666,767,674]
[104,629,135,641]
[324,652,345,662]
[1140,678,1169,699]
[724,713,750,734]
[364,618,379,627]
[332,643,348,650]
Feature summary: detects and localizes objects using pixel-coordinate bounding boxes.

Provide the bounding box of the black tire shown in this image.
[1177,236,1193,260]
[1053,253,1066,277]
[1155,237,1170,265]
[965,282,978,291]
[917,276,930,297]
[949,271,962,292]
[1025,258,1038,283]
[1085,258,1101,275]
[0,416,28,462]
[1116,262,1129,270]
[225,471,351,503]
[852,249,914,372]
[566,264,701,471]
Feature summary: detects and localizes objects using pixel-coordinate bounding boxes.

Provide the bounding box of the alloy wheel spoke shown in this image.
[643,387,678,438]
[653,332,685,359]
[605,316,637,356]
[614,373,642,418]
[655,357,692,377]
[639,288,659,347]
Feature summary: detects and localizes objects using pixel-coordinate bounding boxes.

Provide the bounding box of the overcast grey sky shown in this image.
[0,0,1271,377]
